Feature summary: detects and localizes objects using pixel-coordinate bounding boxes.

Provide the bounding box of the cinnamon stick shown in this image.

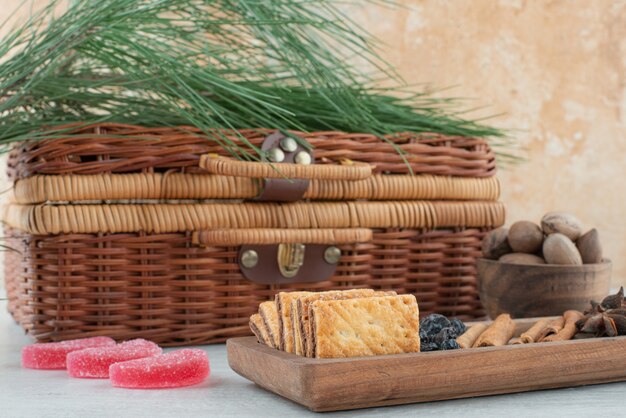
[542,310,584,342]
[508,337,523,345]
[457,323,488,349]
[473,314,516,347]
[538,316,566,342]
[520,318,549,343]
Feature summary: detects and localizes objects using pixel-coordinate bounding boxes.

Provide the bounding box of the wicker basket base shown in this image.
[4,226,487,346]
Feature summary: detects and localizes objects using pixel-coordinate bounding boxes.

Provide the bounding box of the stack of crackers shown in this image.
[249,289,421,358]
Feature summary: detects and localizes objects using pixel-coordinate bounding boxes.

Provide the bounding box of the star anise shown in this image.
[577,287,626,337]
[584,300,605,316]
[579,313,605,336]
[601,286,624,310]
[606,314,626,337]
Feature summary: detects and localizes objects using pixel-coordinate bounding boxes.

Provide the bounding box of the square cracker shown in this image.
[291,299,306,355]
[249,314,270,346]
[295,289,397,357]
[310,295,420,358]
[291,290,376,356]
[258,301,280,349]
[276,291,312,352]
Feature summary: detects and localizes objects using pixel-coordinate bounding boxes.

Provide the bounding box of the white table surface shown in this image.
[1,299,625,418]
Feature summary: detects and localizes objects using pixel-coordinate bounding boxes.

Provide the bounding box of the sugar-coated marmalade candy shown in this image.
[67,339,162,378]
[109,349,209,389]
[22,336,116,370]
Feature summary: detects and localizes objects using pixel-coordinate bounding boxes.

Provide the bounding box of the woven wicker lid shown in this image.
[8,124,497,180]
[13,173,501,204]
[4,201,505,235]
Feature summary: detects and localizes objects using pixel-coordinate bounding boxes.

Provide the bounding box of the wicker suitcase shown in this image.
[2,123,504,345]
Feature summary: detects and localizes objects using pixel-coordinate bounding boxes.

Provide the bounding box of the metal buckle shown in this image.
[238,244,341,284]
[277,243,306,278]
[254,132,313,202]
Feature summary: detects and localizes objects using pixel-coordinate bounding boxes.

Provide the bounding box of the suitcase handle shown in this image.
[192,228,372,247]
[192,228,372,284]
[199,154,372,181]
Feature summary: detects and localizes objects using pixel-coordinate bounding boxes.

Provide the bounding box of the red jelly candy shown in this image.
[22,337,116,370]
[67,339,162,378]
[109,349,209,389]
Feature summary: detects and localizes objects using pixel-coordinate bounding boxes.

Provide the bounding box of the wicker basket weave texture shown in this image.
[5,226,490,346]
[4,201,504,235]
[13,173,501,203]
[8,124,496,179]
[3,123,502,345]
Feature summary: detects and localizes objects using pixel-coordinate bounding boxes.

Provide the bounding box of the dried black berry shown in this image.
[450,318,466,336]
[420,314,451,335]
[440,339,460,350]
[420,342,439,352]
[419,329,429,342]
[433,327,457,345]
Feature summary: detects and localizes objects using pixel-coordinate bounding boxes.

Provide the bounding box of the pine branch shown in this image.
[0,0,515,162]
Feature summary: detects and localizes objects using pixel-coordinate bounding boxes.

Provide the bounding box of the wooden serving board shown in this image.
[227,317,626,412]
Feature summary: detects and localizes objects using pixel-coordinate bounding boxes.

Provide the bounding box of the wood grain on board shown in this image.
[227,317,626,412]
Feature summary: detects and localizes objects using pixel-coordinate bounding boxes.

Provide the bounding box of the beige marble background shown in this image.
[1,0,625,286]
[349,0,626,286]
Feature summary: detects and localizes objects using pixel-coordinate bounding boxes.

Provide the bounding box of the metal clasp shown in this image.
[277,243,305,278]
[255,132,312,202]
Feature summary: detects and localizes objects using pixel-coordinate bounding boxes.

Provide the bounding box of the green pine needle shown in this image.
[0,0,516,163]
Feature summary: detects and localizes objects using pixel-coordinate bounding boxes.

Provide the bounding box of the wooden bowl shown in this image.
[477,258,612,319]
